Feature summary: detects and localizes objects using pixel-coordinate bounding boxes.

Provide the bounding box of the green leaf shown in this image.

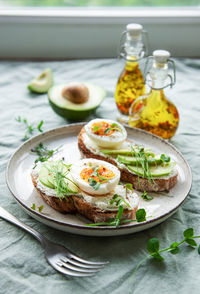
[37,120,44,132]
[160,154,170,163]
[151,252,164,261]
[184,228,194,239]
[185,239,197,247]
[136,208,146,222]
[31,203,36,210]
[93,126,99,132]
[147,238,160,254]
[141,191,153,201]
[198,244,200,255]
[104,128,111,134]
[38,205,44,213]
[169,242,180,255]
[170,247,180,255]
[126,183,133,191]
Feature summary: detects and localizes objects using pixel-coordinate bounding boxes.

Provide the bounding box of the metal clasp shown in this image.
[117,29,149,61]
[144,56,176,90]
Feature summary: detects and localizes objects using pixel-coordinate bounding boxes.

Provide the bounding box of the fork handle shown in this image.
[0,206,46,246]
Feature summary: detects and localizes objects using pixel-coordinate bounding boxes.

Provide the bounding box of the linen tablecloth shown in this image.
[0,58,200,294]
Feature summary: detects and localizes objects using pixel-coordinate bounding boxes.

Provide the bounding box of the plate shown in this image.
[6,124,192,237]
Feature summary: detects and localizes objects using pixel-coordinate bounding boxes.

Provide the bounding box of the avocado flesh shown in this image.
[38,165,55,189]
[117,155,162,166]
[48,83,106,121]
[100,149,133,156]
[28,68,53,94]
[38,161,78,194]
[127,162,176,177]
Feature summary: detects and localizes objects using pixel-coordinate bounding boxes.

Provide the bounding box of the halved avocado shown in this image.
[48,83,106,121]
[28,68,53,94]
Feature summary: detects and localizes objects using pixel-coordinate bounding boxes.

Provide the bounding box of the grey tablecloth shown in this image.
[0,58,200,294]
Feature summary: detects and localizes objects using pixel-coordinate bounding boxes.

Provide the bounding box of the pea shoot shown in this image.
[16,116,44,140]
[31,142,61,168]
[132,228,200,278]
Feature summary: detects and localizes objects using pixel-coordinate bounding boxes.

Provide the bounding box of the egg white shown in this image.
[84,118,127,148]
[70,158,120,196]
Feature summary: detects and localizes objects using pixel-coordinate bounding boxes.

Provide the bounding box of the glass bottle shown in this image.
[115,23,148,124]
[129,50,179,139]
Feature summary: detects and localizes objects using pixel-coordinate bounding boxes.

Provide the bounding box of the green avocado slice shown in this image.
[127,162,176,177]
[117,155,162,166]
[38,161,79,194]
[28,68,53,94]
[48,83,106,121]
[38,164,55,189]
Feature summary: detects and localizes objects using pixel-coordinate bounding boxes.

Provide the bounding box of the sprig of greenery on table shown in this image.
[16,116,44,140]
[132,228,200,277]
[31,142,61,168]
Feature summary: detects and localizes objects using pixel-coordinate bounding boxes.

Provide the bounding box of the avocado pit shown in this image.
[62,82,89,104]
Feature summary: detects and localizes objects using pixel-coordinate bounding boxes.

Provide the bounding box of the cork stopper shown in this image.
[126,23,143,39]
[153,50,170,64]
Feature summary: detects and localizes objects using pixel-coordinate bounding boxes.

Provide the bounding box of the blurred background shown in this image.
[0,0,200,59]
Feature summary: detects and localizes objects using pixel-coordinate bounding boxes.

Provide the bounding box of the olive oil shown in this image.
[115,60,145,115]
[129,50,179,139]
[115,23,148,123]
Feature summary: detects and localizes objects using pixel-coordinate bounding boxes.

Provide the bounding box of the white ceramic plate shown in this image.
[6,124,192,237]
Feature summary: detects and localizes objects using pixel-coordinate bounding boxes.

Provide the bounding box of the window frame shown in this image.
[0,8,200,59]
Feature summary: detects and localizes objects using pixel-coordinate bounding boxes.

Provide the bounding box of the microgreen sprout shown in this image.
[31,143,61,168]
[31,203,44,213]
[16,116,44,140]
[141,191,153,201]
[43,161,78,200]
[160,154,171,163]
[132,227,200,278]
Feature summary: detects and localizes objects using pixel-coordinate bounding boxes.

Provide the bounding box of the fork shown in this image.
[0,206,109,277]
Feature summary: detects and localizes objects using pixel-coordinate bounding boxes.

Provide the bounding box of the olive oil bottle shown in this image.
[115,23,148,123]
[129,50,179,139]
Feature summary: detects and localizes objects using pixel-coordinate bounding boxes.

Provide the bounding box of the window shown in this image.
[0,1,199,59]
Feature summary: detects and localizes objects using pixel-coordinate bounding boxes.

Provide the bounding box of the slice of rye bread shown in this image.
[72,195,138,223]
[78,127,178,192]
[31,173,138,222]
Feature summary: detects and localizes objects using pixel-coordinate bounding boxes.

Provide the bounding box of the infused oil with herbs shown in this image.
[129,50,179,139]
[115,23,147,123]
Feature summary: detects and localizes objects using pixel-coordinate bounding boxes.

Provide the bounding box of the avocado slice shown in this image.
[100,149,133,156]
[38,164,55,189]
[38,161,79,194]
[127,162,176,177]
[48,83,106,121]
[117,155,162,166]
[28,68,53,94]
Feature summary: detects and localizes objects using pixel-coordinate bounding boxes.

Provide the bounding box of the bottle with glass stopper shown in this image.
[129,50,179,139]
[115,23,148,124]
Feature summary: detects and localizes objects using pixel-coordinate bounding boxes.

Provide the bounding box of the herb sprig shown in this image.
[31,142,61,168]
[16,116,44,140]
[31,203,44,213]
[132,228,200,277]
[141,190,153,201]
[43,161,79,199]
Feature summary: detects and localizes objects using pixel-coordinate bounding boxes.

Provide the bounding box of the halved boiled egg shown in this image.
[84,118,127,148]
[70,158,120,195]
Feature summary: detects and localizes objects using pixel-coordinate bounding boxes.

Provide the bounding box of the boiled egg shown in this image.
[84,118,127,148]
[70,158,120,195]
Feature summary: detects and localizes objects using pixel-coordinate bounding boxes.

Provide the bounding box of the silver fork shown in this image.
[0,206,109,277]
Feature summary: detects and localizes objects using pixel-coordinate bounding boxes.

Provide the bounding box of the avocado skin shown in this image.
[48,98,99,121]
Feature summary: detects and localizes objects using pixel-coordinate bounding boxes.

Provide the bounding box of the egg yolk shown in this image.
[91,121,114,136]
[80,166,115,183]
